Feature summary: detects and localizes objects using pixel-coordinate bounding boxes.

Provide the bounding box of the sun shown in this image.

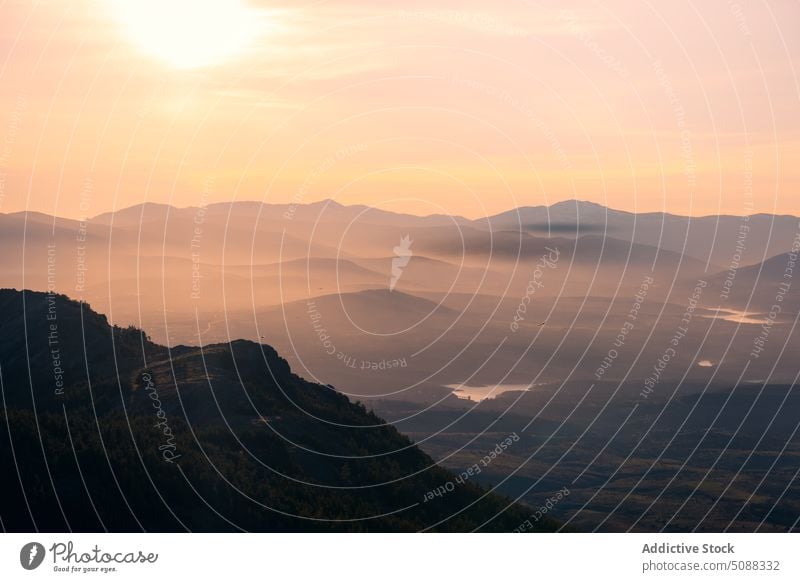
[109,0,264,69]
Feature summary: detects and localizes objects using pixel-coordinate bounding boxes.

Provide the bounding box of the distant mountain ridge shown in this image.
[6,198,796,268]
[7,197,795,229]
[1,198,796,349]
[476,199,800,267]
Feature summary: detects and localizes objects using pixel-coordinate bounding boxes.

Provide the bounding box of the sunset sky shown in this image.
[0,0,798,219]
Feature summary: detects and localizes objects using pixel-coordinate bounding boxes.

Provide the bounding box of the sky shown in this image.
[0,0,798,219]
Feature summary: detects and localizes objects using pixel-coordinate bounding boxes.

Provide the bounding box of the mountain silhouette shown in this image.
[0,289,550,532]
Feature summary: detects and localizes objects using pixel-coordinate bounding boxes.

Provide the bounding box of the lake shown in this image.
[447,383,532,402]
[701,307,764,325]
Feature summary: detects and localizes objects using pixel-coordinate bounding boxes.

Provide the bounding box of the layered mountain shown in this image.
[1,200,798,396]
[701,250,800,314]
[479,199,800,268]
[0,289,550,532]
[0,199,743,340]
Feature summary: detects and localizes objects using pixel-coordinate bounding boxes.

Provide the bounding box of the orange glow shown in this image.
[0,0,797,219]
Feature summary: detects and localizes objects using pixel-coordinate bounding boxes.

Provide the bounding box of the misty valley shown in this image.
[1,199,798,532]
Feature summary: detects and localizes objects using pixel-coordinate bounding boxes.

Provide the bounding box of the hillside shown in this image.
[0,289,551,532]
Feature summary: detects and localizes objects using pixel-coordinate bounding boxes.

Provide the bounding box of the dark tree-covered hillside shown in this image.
[0,289,554,532]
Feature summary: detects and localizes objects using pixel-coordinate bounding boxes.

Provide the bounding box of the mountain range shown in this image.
[2,199,797,397]
[3,199,797,326]
[2,198,799,532]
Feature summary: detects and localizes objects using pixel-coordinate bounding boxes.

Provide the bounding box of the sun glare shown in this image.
[109,0,264,69]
